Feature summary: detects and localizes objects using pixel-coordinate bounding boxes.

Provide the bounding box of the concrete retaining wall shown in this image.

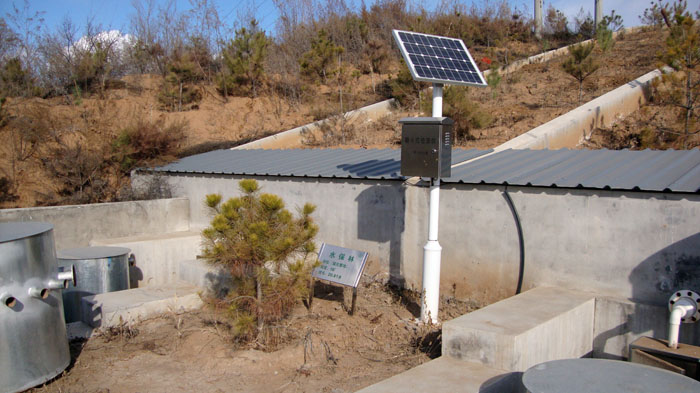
[496,69,662,150]
[234,99,395,150]
[0,198,190,250]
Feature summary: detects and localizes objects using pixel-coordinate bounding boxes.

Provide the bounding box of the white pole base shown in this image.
[421,239,442,324]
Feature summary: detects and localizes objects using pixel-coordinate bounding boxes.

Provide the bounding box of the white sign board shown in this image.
[312,243,368,288]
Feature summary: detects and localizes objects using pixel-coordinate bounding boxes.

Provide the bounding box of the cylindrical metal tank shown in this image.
[57,246,131,323]
[0,222,71,393]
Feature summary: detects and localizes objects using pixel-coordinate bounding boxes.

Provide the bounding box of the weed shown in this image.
[101,317,139,342]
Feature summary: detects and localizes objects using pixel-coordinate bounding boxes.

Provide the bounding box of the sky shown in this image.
[2,0,700,38]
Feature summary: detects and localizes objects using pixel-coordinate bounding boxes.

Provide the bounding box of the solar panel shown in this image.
[392,29,487,87]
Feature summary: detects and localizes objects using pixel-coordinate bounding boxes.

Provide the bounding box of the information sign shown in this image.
[312,243,368,288]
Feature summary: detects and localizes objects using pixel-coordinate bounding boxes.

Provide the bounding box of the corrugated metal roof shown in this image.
[152,148,492,180]
[444,149,700,193]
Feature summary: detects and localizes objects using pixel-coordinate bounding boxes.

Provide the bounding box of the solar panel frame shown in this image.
[392,29,487,87]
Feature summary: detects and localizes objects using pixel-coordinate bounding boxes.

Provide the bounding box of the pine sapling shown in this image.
[562,41,599,104]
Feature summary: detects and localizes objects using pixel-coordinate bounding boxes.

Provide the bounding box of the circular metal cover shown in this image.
[668,290,700,323]
[57,246,131,260]
[0,222,53,243]
[523,358,700,393]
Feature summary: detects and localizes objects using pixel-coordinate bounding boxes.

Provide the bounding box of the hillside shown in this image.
[0,26,695,208]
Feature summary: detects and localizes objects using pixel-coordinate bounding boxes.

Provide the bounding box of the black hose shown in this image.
[503,186,525,295]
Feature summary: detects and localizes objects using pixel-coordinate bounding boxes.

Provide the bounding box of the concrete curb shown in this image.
[483,27,641,78]
[495,68,663,151]
[233,99,395,150]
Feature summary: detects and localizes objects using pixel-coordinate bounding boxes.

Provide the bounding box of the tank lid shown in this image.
[57,246,131,260]
[523,358,700,393]
[0,222,53,243]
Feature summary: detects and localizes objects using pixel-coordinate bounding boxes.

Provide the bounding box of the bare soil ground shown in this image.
[31,278,478,393]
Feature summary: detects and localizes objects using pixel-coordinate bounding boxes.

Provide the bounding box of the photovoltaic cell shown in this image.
[392,29,487,87]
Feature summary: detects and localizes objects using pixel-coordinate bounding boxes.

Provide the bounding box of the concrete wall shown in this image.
[135,172,700,351]
[0,198,190,250]
[409,184,700,307]
[135,173,700,308]
[135,173,406,277]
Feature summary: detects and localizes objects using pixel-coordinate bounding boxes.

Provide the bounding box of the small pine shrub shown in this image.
[201,180,318,344]
[562,41,599,104]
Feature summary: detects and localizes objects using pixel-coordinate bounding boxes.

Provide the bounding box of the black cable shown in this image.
[503,186,525,295]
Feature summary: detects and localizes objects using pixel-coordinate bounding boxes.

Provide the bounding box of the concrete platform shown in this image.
[442,286,596,371]
[81,282,203,328]
[91,231,202,287]
[355,356,522,393]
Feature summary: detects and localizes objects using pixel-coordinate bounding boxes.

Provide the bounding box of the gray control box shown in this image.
[399,117,453,178]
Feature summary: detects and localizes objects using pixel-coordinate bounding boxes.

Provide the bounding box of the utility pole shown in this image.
[534,0,543,39]
[595,0,603,30]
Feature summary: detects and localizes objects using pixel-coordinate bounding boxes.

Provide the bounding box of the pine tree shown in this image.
[659,0,700,148]
[201,180,318,340]
[562,41,599,104]
[159,54,201,111]
[300,29,344,84]
[220,20,269,97]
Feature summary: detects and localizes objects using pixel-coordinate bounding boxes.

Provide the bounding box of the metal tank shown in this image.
[57,246,131,323]
[0,222,74,393]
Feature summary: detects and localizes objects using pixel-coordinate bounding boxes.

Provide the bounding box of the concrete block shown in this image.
[91,231,202,287]
[355,356,523,393]
[81,283,202,328]
[178,259,232,297]
[442,286,595,371]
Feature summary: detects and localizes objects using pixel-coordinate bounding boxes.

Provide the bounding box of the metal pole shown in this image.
[432,84,443,118]
[421,83,444,324]
[595,0,603,31]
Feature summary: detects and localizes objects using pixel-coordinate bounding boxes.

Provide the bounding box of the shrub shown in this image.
[41,140,111,204]
[201,180,318,344]
[113,118,186,172]
[422,86,492,141]
[0,176,17,203]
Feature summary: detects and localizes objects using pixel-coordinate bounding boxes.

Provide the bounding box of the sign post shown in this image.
[310,243,369,315]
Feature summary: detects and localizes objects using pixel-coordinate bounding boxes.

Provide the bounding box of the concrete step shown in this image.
[80,282,203,328]
[442,286,596,372]
[177,258,232,297]
[91,231,202,287]
[355,356,522,393]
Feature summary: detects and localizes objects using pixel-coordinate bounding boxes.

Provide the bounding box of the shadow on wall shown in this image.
[355,184,405,286]
[594,232,700,358]
[629,232,700,307]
